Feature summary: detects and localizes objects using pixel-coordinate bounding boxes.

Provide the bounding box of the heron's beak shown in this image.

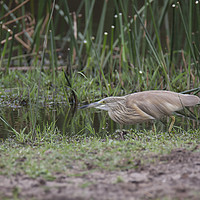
[79,102,99,109]
[79,101,109,110]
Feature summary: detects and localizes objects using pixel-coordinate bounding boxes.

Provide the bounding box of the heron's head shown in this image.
[79,96,126,111]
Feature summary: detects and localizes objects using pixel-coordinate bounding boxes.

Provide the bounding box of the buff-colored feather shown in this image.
[80,90,200,131]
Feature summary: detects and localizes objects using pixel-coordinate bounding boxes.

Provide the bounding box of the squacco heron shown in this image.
[80,90,200,132]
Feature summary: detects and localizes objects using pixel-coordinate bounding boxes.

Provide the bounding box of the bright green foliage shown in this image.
[0,0,199,142]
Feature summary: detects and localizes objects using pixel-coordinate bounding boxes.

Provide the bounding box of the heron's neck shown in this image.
[107,97,128,124]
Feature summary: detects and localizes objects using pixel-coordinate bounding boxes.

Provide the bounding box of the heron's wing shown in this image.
[124,90,199,121]
[126,92,181,119]
[129,103,156,120]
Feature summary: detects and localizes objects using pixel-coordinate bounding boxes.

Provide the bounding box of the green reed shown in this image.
[1,0,199,89]
[0,0,199,141]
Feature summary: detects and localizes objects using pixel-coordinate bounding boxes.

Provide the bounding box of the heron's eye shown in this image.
[101,100,105,104]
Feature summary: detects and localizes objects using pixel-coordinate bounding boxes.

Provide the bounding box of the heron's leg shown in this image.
[168,116,175,132]
[152,123,156,132]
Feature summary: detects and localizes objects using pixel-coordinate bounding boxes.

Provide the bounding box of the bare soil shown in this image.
[1,148,200,200]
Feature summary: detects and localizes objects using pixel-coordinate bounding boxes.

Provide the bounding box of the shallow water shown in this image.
[0,104,199,140]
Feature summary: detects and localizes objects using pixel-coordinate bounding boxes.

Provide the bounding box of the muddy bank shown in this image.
[1,148,200,200]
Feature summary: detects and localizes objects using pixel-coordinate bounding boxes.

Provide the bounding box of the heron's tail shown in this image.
[179,94,200,107]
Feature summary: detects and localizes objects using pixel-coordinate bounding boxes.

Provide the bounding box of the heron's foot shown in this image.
[115,129,128,140]
[120,130,128,140]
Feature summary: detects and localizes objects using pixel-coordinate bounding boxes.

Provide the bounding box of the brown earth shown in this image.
[1,148,200,200]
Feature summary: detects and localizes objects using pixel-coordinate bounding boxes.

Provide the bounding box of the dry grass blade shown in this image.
[0,0,30,21]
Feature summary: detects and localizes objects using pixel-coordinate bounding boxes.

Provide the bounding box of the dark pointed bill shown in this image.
[79,104,90,109]
[79,102,100,109]
[79,101,109,111]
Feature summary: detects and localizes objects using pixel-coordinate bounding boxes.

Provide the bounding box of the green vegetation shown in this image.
[1,129,200,178]
[0,0,199,180]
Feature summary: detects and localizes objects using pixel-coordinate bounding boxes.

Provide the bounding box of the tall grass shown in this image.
[0,0,199,139]
[0,0,199,89]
